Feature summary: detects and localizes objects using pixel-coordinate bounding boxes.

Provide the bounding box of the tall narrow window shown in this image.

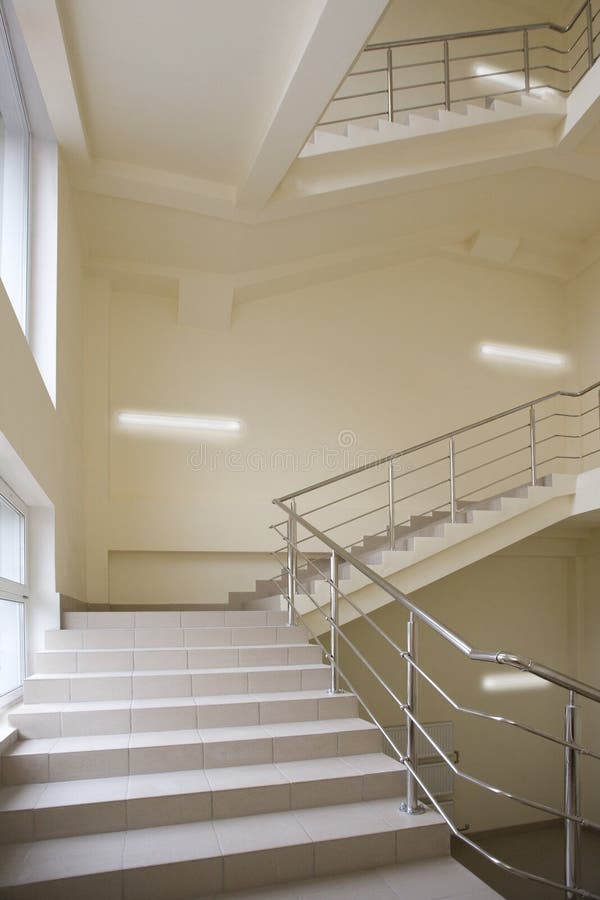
[0,479,27,704]
[0,598,24,700]
[0,3,29,332]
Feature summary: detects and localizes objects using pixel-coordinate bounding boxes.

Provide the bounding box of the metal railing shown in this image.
[315,0,600,132]
[271,378,600,899]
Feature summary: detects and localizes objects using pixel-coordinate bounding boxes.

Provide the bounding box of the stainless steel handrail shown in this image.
[364,0,589,51]
[274,546,600,763]
[271,379,600,895]
[312,0,597,139]
[277,379,600,502]
[271,567,600,899]
[273,500,600,704]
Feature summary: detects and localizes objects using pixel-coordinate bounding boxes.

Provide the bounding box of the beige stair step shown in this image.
[45,623,309,651]
[0,797,448,898]
[22,663,331,704]
[0,753,406,842]
[2,718,382,784]
[34,642,322,674]
[8,690,358,739]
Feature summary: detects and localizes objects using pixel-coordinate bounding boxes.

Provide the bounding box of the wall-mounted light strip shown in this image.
[117,412,241,432]
[482,672,550,692]
[480,343,565,367]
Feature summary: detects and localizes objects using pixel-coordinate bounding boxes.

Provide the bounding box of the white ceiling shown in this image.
[57,0,326,184]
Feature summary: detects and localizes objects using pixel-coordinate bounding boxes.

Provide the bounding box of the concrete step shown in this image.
[0,797,448,898]
[62,610,288,629]
[0,752,406,843]
[22,663,331,705]
[2,717,382,784]
[34,642,322,675]
[45,623,309,651]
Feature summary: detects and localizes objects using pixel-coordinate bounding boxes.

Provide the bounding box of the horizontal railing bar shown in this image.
[302,583,600,829]
[454,466,532,499]
[275,500,600,702]
[348,59,444,76]
[282,543,600,762]
[363,0,588,50]
[302,478,388,518]
[582,447,600,458]
[393,454,450,480]
[391,477,450,507]
[455,422,530,455]
[276,379,600,503]
[318,502,388,535]
[408,653,600,761]
[277,586,600,898]
[455,444,530,479]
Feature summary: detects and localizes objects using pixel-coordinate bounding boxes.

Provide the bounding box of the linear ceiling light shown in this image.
[480,343,565,367]
[482,672,550,692]
[117,412,241,432]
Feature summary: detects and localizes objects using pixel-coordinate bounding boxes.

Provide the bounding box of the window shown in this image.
[0,478,27,704]
[0,489,25,585]
[0,597,25,700]
[0,3,30,332]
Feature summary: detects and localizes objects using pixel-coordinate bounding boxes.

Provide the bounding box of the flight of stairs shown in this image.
[300,91,566,158]
[252,474,577,617]
[0,609,451,899]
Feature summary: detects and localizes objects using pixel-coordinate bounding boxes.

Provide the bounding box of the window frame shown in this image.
[0,0,31,336]
[0,476,28,707]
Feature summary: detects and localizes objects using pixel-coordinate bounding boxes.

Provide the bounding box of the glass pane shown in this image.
[0,598,24,696]
[0,493,24,584]
[0,10,29,331]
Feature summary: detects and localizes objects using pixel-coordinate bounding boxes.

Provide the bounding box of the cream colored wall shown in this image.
[82,256,570,604]
[568,257,600,388]
[338,543,574,832]
[0,161,84,637]
[579,536,600,824]
[108,551,273,607]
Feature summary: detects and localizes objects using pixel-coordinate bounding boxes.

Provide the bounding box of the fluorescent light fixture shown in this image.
[480,343,565,367]
[117,412,241,432]
[482,672,550,692]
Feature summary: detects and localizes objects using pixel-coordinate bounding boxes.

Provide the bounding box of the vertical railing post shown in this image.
[286,500,297,626]
[529,405,537,486]
[587,0,594,69]
[443,40,451,111]
[449,436,456,524]
[388,459,396,550]
[387,48,394,123]
[401,612,421,814]
[564,691,581,900]
[523,29,530,93]
[328,550,341,694]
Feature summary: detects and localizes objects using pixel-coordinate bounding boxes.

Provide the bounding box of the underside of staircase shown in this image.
[0,608,501,899]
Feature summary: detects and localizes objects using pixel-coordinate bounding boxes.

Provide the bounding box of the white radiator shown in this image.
[383,720,455,801]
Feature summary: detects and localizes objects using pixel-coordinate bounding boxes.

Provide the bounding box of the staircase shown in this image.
[251,473,577,622]
[0,608,466,899]
[301,92,565,158]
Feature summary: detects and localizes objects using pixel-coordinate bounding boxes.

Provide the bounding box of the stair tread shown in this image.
[4,717,377,756]
[11,688,354,715]
[0,753,404,812]
[26,663,327,681]
[0,797,443,886]
[38,642,312,654]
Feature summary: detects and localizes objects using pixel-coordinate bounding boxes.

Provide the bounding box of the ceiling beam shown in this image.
[11,0,89,163]
[235,0,390,213]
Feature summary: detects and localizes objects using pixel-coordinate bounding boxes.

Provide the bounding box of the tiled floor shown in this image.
[195,856,503,899]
